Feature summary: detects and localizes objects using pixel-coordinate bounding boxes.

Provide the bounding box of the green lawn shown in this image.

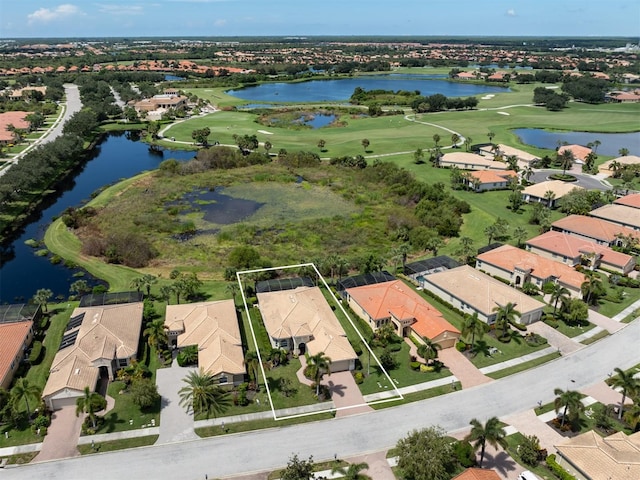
[580,330,610,345]
[91,380,160,434]
[77,435,158,454]
[487,352,561,380]
[504,433,560,480]
[554,320,596,338]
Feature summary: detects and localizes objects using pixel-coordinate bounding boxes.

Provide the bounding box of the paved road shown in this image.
[4,319,638,480]
[530,169,611,191]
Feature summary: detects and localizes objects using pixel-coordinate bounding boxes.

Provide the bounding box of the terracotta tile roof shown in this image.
[43,303,143,398]
[556,430,640,480]
[496,144,539,162]
[257,287,357,363]
[590,204,640,230]
[558,144,592,162]
[614,193,640,209]
[600,156,640,174]
[468,170,517,184]
[423,266,545,317]
[552,215,640,243]
[0,111,33,142]
[441,152,508,170]
[477,245,586,289]
[0,321,32,387]
[522,180,584,199]
[165,300,245,377]
[346,280,460,341]
[452,468,501,480]
[526,231,634,269]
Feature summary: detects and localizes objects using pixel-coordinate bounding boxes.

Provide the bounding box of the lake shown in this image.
[226,74,510,103]
[0,132,195,303]
[514,129,640,156]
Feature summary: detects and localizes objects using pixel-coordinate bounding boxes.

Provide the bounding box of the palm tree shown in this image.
[263,140,272,155]
[466,417,507,467]
[581,272,603,305]
[317,139,326,151]
[178,368,231,418]
[618,147,629,157]
[543,190,556,208]
[144,318,169,351]
[451,133,460,147]
[361,138,370,151]
[130,277,144,295]
[417,339,441,365]
[554,388,584,427]
[487,131,495,144]
[462,312,485,349]
[432,133,441,147]
[492,302,521,339]
[244,351,261,387]
[550,283,571,318]
[558,149,575,176]
[159,285,174,304]
[306,352,332,397]
[226,283,239,304]
[141,274,157,298]
[75,386,105,430]
[464,136,472,152]
[33,288,53,313]
[592,139,601,154]
[522,165,534,183]
[611,367,640,420]
[331,461,371,480]
[10,377,41,419]
[513,226,528,247]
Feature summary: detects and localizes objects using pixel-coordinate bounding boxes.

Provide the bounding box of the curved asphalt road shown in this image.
[530,169,612,191]
[4,319,639,480]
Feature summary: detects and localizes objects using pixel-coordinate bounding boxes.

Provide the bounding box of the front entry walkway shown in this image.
[326,371,373,417]
[32,405,82,462]
[155,359,199,444]
[439,348,492,389]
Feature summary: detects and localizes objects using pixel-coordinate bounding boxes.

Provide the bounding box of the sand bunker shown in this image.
[481,94,495,100]
[258,130,274,135]
[497,111,510,115]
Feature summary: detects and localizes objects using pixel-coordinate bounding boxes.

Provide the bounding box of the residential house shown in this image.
[551,215,640,246]
[614,193,640,209]
[589,204,640,231]
[0,321,34,390]
[257,286,357,372]
[452,468,501,480]
[522,180,584,208]
[598,155,640,175]
[133,94,188,113]
[165,300,245,385]
[476,244,586,298]
[6,86,47,101]
[558,144,592,164]
[526,231,635,274]
[555,430,640,480]
[0,111,33,145]
[420,265,545,325]
[478,144,540,165]
[404,256,460,287]
[466,170,517,192]
[440,152,509,171]
[42,302,143,410]
[605,90,640,103]
[345,280,460,348]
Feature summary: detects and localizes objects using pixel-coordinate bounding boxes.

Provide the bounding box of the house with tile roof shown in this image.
[0,321,34,390]
[589,204,640,231]
[466,170,517,192]
[452,468,501,480]
[440,152,509,171]
[421,265,545,325]
[257,286,357,372]
[558,144,592,164]
[598,155,640,175]
[522,180,584,208]
[555,430,640,480]
[552,215,640,246]
[0,111,33,144]
[42,302,143,410]
[614,193,640,210]
[476,244,586,297]
[489,144,540,165]
[165,300,245,385]
[345,280,460,349]
[526,231,635,274]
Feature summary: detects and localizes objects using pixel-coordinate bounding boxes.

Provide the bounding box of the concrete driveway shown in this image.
[155,360,199,444]
[326,371,373,417]
[32,405,82,462]
[439,348,493,389]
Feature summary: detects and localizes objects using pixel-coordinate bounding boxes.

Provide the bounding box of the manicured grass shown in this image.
[5,451,39,465]
[554,320,595,338]
[91,380,160,434]
[505,433,559,480]
[77,435,159,454]
[595,284,640,318]
[487,352,561,380]
[580,330,610,345]
[370,382,460,410]
[195,411,335,438]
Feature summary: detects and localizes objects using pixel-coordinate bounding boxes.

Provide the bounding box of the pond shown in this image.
[514,129,640,156]
[0,132,195,303]
[171,188,264,226]
[297,113,337,128]
[226,74,510,103]
[165,74,186,81]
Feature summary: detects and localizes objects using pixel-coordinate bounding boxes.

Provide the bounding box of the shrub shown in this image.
[453,440,476,468]
[50,255,61,264]
[544,317,559,329]
[29,341,43,364]
[546,454,575,480]
[456,341,467,352]
[24,239,40,248]
[511,321,528,331]
[419,364,434,373]
[542,282,556,294]
[35,249,49,257]
[130,378,160,409]
[353,371,364,384]
[388,343,402,352]
[410,361,421,370]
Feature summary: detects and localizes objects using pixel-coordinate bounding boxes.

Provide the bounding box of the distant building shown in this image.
[440,152,509,171]
[466,170,517,192]
[598,155,640,175]
[614,193,640,209]
[522,180,584,208]
[558,144,592,164]
[551,215,640,246]
[589,204,640,231]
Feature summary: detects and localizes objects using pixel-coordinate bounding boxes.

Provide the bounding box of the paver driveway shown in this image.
[32,405,82,462]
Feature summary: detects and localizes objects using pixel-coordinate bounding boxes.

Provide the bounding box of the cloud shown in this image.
[97,4,144,15]
[27,4,80,24]
[506,8,517,17]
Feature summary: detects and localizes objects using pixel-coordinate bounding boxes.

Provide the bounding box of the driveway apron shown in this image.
[155,361,199,444]
[32,405,82,462]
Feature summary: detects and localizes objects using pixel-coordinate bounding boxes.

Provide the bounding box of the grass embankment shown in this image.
[77,435,159,454]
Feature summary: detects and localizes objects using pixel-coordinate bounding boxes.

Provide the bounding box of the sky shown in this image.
[0,0,639,39]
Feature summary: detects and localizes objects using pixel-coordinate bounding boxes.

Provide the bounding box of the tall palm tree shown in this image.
[159,285,174,304]
[130,277,144,295]
[75,386,106,430]
[306,352,332,397]
[144,318,169,351]
[331,461,371,480]
[178,368,231,418]
[558,149,575,176]
[417,339,441,365]
[140,274,158,298]
[581,272,603,305]
[618,147,629,157]
[10,377,41,419]
[492,302,521,339]
[513,226,528,247]
[554,388,584,427]
[432,133,441,147]
[487,131,495,144]
[550,283,571,318]
[462,312,485,349]
[244,351,261,387]
[543,190,556,208]
[464,136,473,152]
[611,367,640,420]
[466,417,507,467]
[33,288,53,313]
[226,283,239,304]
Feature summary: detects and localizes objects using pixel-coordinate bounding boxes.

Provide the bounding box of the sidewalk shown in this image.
[611,298,640,322]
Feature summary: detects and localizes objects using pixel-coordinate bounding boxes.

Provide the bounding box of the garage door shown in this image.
[51,396,78,410]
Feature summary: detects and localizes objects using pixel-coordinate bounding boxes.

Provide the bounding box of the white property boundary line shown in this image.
[237,262,403,421]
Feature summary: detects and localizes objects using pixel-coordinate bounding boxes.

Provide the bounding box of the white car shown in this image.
[517,471,540,480]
